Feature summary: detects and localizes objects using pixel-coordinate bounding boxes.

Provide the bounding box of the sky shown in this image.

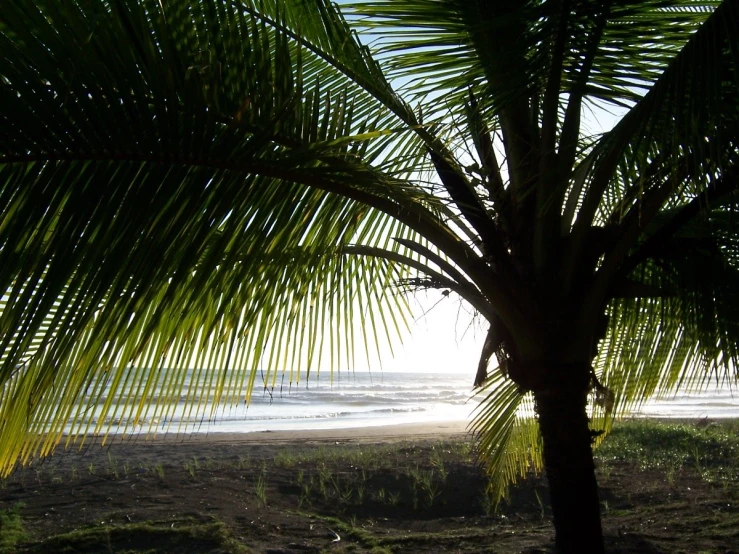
[364,102,628,379]
[371,290,485,379]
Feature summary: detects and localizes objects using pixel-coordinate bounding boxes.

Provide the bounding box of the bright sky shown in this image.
[375,291,485,379]
[369,99,627,379]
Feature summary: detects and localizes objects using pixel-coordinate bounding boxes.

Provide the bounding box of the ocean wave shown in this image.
[62,370,737,435]
[86,389,473,406]
[71,404,435,428]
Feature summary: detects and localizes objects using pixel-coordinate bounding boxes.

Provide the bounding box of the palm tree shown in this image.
[1,0,738,551]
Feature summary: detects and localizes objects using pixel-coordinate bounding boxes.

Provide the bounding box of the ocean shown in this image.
[631,384,739,419]
[77,370,739,436]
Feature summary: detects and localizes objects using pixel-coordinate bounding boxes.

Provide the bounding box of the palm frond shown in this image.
[0,0,479,474]
[470,371,540,506]
[346,1,721,119]
[597,206,739,415]
[570,0,738,233]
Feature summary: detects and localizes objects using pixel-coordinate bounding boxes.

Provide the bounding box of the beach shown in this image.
[1,418,738,553]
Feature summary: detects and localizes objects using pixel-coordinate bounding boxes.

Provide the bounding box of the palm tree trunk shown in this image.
[535,386,605,554]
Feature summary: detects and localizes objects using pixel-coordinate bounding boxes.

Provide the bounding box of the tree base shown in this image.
[535,386,605,554]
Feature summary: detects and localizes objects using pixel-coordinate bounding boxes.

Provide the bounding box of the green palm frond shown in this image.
[0,0,471,474]
[571,0,738,227]
[470,374,541,506]
[346,1,721,118]
[597,205,739,414]
[574,0,739,417]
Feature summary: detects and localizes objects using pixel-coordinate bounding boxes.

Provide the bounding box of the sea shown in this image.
[80,370,739,436]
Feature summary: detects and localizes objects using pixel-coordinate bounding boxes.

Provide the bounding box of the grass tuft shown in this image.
[0,503,27,554]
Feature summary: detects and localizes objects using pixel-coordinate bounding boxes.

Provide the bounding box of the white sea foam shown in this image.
[63,370,738,435]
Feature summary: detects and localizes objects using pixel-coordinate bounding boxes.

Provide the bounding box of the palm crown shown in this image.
[2,1,738,551]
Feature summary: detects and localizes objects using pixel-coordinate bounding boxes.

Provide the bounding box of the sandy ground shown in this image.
[21,420,472,473]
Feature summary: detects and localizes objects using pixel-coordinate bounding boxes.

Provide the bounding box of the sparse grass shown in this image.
[665,459,679,486]
[107,452,119,479]
[205,457,222,470]
[273,451,297,468]
[308,512,492,554]
[299,482,312,508]
[407,464,441,508]
[692,445,704,475]
[276,440,475,513]
[318,464,333,501]
[595,420,739,486]
[255,472,268,508]
[338,482,353,504]
[0,503,27,554]
[5,422,739,553]
[243,422,733,520]
[271,442,426,472]
[184,457,199,479]
[152,463,165,480]
[430,446,448,483]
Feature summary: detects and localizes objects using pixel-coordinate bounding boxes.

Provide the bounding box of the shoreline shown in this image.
[57,419,473,447]
[32,419,475,472]
[33,415,735,471]
[56,414,733,446]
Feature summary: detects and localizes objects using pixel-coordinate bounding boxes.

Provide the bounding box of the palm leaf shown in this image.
[597,207,739,414]
[0,0,467,474]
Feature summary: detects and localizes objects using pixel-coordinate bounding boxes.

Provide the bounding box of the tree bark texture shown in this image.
[535,385,605,554]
